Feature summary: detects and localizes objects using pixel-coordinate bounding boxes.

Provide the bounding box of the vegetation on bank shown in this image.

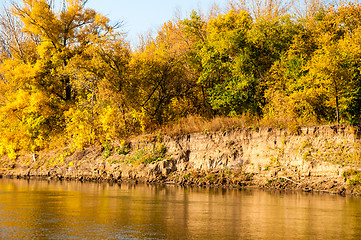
[1,0,361,160]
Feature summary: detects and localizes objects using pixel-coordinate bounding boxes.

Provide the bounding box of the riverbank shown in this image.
[1,125,361,195]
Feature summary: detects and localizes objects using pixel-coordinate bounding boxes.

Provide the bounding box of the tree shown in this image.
[12,0,113,102]
[303,27,361,124]
[198,10,256,116]
[296,1,361,124]
[127,19,206,130]
[198,9,299,116]
[0,0,120,155]
[68,32,132,143]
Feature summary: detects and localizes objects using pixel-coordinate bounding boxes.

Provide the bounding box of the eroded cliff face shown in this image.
[2,125,361,194]
[162,125,358,176]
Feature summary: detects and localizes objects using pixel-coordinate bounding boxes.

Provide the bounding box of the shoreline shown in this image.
[1,125,360,196]
[0,162,350,197]
[0,171,348,196]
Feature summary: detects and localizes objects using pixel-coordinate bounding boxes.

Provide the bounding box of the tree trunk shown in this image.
[65,76,71,101]
[335,88,340,124]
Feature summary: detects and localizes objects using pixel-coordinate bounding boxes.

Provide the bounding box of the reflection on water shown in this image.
[0,179,360,239]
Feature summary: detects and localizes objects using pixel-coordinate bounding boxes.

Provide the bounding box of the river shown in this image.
[0,178,360,239]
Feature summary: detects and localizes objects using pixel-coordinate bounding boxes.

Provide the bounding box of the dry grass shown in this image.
[163,113,258,136]
[259,115,326,134]
[163,112,324,137]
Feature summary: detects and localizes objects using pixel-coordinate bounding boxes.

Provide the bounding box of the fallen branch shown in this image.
[281,176,300,185]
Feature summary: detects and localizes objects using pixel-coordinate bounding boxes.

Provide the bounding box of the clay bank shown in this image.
[2,125,361,195]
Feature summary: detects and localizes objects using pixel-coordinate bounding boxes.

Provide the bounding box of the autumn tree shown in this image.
[0,0,123,155]
[12,0,113,102]
[128,20,200,130]
[68,32,132,144]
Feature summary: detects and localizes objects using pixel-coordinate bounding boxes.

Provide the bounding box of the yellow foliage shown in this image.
[207,10,252,53]
[64,107,95,150]
[262,90,318,131]
[0,87,56,158]
[99,106,120,141]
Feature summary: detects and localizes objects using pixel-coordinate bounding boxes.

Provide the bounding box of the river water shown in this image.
[0,179,360,239]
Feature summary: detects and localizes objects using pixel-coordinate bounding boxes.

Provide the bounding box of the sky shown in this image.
[85,0,228,46]
[0,0,228,46]
[0,0,318,47]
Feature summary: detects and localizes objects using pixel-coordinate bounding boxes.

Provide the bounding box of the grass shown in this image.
[161,113,326,137]
[122,142,167,165]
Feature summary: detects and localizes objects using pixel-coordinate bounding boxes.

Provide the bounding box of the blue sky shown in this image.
[86,0,228,45]
[0,0,228,45]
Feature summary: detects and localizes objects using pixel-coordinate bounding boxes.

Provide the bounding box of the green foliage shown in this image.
[343,170,361,186]
[343,169,359,178]
[117,140,130,155]
[183,173,191,180]
[122,141,167,165]
[102,141,113,159]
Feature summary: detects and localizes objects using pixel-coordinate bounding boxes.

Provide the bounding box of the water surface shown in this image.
[0,179,360,239]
